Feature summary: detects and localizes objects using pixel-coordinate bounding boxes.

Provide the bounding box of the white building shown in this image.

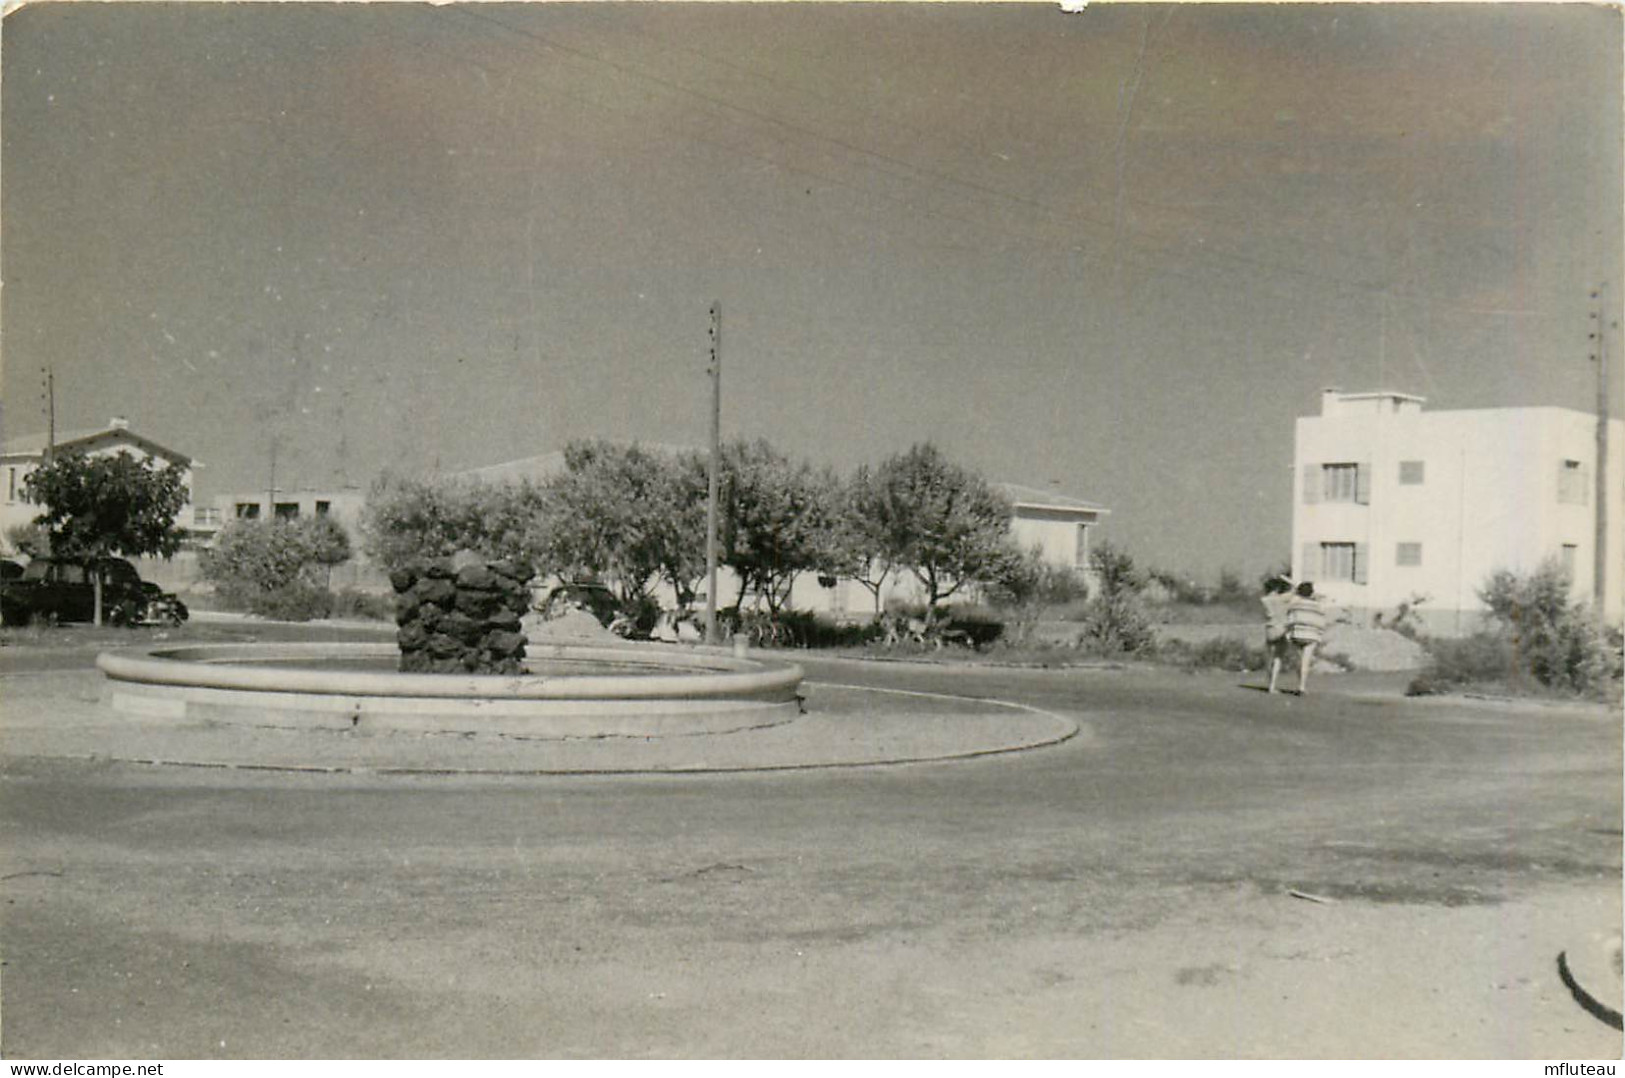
[1292,389,1624,632]
[999,482,1109,573]
[0,418,197,555]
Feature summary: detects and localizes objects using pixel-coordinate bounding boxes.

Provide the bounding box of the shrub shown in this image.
[245,581,334,622]
[1408,561,1622,700]
[1155,636,1271,672]
[1075,541,1154,654]
[983,545,1087,644]
[200,516,357,621]
[1406,632,1518,696]
[774,610,888,649]
[327,588,394,622]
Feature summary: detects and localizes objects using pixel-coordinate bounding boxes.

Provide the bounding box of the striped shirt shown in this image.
[1286,596,1326,645]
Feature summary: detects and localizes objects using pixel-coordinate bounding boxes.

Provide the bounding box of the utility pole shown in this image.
[41,367,55,463]
[268,433,279,519]
[1589,285,1616,609]
[705,301,722,646]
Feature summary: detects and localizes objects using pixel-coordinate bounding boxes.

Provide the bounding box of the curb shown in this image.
[1558,934,1624,1030]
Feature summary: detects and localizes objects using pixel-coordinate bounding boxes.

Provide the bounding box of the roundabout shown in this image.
[7,643,1084,774]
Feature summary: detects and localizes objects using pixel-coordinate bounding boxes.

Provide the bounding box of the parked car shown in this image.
[0,556,188,627]
[535,582,659,638]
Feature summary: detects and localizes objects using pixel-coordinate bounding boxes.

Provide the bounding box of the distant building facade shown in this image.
[999,483,1109,573]
[202,487,369,533]
[1292,389,1624,632]
[0,418,197,555]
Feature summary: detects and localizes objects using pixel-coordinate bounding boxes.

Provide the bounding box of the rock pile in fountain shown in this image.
[391,551,533,674]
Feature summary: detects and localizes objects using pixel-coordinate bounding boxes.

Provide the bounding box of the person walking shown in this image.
[1260,575,1294,693]
[1285,581,1327,695]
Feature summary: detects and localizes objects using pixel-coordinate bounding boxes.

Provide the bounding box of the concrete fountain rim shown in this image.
[96,640,804,703]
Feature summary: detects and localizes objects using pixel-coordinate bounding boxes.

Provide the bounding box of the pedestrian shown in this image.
[1285,580,1327,695]
[1260,575,1294,693]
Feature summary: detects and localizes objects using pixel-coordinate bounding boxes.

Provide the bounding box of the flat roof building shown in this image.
[1292,389,1624,632]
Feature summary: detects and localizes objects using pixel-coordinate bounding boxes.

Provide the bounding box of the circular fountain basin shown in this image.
[97,641,805,738]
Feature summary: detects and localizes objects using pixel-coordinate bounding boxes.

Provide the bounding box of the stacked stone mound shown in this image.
[390,552,533,674]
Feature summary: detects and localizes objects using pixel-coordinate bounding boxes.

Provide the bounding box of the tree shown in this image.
[303,514,353,588]
[533,441,707,608]
[866,444,1014,614]
[718,439,840,615]
[22,450,189,624]
[361,472,544,576]
[826,465,895,618]
[654,452,713,610]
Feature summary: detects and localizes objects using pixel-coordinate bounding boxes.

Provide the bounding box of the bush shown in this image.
[1408,562,1623,700]
[982,545,1086,643]
[201,516,358,621]
[245,581,334,622]
[327,588,394,622]
[1155,635,1271,672]
[1075,541,1154,654]
[774,610,888,649]
[1406,632,1518,696]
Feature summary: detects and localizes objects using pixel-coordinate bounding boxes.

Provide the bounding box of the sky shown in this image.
[2,1,1620,579]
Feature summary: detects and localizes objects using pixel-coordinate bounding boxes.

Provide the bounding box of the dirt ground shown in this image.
[1,640,1619,1059]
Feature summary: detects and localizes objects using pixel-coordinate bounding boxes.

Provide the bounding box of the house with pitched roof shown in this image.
[0,417,198,555]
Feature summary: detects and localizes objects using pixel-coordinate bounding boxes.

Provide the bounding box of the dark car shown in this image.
[538,581,624,627]
[0,557,188,627]
[536,582,658,638]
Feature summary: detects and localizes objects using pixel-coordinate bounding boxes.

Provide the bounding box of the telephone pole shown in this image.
[41,367,55,463]
[1589,284,1615,608]
[705,301,722,646]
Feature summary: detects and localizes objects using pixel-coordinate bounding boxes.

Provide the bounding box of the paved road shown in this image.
[1,649,1619,1057]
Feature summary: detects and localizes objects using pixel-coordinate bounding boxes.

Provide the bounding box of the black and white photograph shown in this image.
[0,0,1620,1061]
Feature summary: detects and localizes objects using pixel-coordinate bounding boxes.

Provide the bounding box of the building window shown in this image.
[235,502,261,519]
[1308,462,1369,504]
[1074,523,1091,569]
[192,507,221,527]
[1562,543,1579,580]
[315,500,331,517]
[274,502,300,520]
[1309,541,1368,584]
[1398,460,1424,485]
[1558,459,1589,505]
[6,467,14,503]
[1395,542,1422,567]
[1323,464,1359,502]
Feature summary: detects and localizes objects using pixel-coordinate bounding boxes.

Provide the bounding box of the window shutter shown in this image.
[1355,462,1372,505]
[1301,542,1318,579]
[1302,464,1319,504]
[1353,542,1369,584]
